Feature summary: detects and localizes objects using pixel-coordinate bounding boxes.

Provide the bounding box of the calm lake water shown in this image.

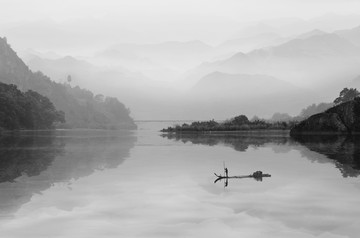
[0,121,360,238]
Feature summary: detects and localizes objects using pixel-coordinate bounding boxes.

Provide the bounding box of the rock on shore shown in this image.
[290,98,360,135]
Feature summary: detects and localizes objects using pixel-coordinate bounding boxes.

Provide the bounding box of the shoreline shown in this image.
[161,129,290,134]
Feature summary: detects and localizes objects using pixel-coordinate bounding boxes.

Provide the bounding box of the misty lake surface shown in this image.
[0,121,360,238]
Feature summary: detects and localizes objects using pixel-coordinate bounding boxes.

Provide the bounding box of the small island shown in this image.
[162,88,360,135]
[161,115,297,133]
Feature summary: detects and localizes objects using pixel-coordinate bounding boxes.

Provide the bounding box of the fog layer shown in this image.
[2,1,360,120]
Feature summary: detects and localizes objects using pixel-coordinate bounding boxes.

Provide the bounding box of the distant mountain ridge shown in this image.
[0,37,136,129]
[97,40,215,72]
[252,33,360,57]
[295,29,327,40]
[336,25,360,47]
[193,71,298,96]
[185,27,360,91]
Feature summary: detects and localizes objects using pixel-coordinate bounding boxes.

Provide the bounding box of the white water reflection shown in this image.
[0,123,359,238]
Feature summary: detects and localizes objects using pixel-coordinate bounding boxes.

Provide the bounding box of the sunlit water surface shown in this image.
[0,121,360,238]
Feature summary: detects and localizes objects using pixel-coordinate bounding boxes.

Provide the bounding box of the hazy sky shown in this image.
[2,0,360,120]
[1,0,360,23]
[1,0,360,54]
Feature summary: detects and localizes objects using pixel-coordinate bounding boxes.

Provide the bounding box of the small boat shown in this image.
[214,170,271,185]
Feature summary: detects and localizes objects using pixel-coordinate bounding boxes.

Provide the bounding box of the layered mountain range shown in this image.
[186,26,360,88]
[0,37,136,129]
[19,23,360,120]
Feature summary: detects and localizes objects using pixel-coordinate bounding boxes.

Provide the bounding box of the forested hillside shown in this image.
[0,37,136,129]
[0,82,64,130]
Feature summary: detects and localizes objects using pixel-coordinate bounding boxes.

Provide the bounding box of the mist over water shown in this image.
[0,123,359,237]
[0,130,136,218]
[1,1,360,237]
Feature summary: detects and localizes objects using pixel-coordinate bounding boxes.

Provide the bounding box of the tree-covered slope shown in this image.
[0,82,65,130]
[0,37,136,129]
[290,97,360,135]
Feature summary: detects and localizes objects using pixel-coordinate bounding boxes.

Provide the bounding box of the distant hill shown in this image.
[231,23,278,39]
[110,40,213,57]
[26,55,95,83]
[295,29,327,40]
[185,31,360,91]
[98,40,214,72]
[24,54,151,95]
[255,33,360,57]
[0,37,136,129]
[217,32,284,54]
[193,72,298,97]
[180,28,360,119]
[335,25,360,47]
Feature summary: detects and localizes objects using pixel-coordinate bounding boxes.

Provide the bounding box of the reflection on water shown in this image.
[214,170,272,187]
[1,125,360,238]
[292,135,360,178]
[163,132,360,178]
[0,130,136,218]
[162,132,290,152]
[0,132,65,183]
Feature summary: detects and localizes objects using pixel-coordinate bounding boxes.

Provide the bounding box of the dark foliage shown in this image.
[163,132,360,178]
[162,132,290,151]
[231,115,249,125]
[291,97,360,135]
[292,134,360,178]
[0,82,65,130]
[0,132,65,182]
[0,37,136,129]
[298,102,334,119]
[334,87,360,105]
[162,115,298,132]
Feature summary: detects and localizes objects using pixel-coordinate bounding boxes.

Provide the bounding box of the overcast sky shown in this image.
[1,0,360,23]
[1,0,360,119]
[0,0,359,54]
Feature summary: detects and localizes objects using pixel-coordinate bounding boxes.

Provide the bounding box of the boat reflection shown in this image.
[162,132,360,178]
[214,170,271,187]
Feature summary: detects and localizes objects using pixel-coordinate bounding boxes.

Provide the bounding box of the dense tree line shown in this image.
[0,82,65,130]
[163,87,360,133]
[162,115,297,132]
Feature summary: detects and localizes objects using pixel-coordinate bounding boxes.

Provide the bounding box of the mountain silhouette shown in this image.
[0,37,136,129]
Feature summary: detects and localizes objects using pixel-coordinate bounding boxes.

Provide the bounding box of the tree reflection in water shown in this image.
[162,132,360,178]
[0,130,136,218]
[292,134,360,178]
[162,132,289,152]
[0,131,65,183]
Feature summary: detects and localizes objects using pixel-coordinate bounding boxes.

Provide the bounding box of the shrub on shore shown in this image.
[162,115,298,132]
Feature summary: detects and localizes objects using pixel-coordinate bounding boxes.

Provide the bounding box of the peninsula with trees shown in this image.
[161,115,296,133]
[290,88,360,135]
[162,88,360,135]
